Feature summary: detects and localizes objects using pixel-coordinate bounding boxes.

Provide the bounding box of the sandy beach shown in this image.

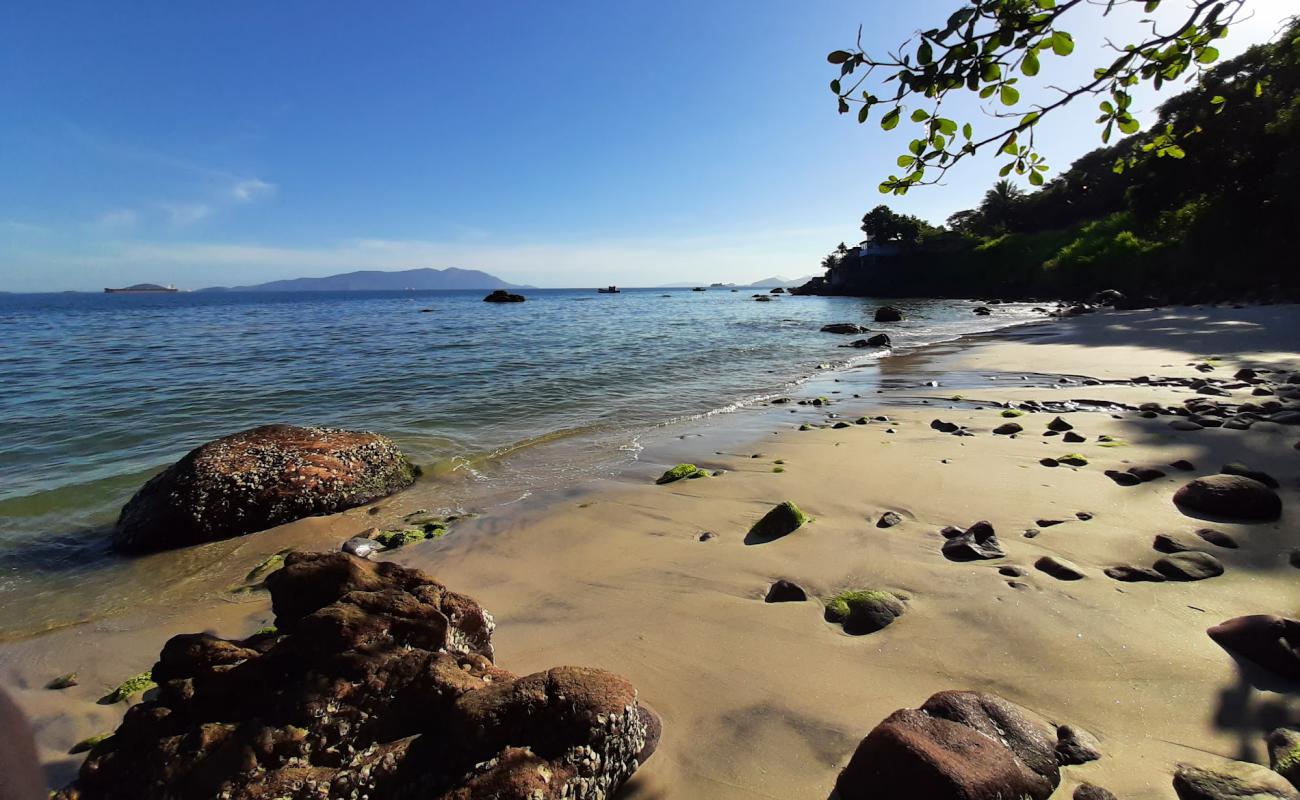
[4,304,1298,798]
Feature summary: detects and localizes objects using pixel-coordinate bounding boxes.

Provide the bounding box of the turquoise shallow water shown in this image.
[0,287,1038,631]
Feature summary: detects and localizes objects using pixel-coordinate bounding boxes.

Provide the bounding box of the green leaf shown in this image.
[932,133,947,151]
[858,105,870,123]
[918,41,933,65]
[1117,115,1140,134]
[1196,46,1219,64]
[910,108,930,122]
[1051,31,1074,56]
[897,154,916,168]
[1022,50,1040,76]
[1143,0,1160,11]
[878,182,894,194]
[962,122,972,139]
[830,79,841,94]
[881,108,901,131]
[1099,100,1115,114]
[999,162,1014,177]
[1164,145,1185,158]
[1000,85,1020,106]
[979,85,997,99]
[1210,95,1225,105]
[982,62,1002,82]
[828,50,852,64]
[1028,170,1044,186]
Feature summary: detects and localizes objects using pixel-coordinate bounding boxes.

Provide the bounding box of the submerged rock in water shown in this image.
[835,690,1065,800]
[54,552,658,800]
[821,322,868,334]
[113,425,417,554]
[482,289,525,303]
[874,305,904,322]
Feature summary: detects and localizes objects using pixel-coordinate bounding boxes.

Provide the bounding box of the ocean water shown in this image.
[0,287,1039,635]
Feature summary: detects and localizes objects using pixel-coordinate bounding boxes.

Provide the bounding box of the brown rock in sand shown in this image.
[835,690,1063,800]
[1173,475,1282,522]
[1207,615,1300,682]
[113,425,417,553]
[54,552,659,800]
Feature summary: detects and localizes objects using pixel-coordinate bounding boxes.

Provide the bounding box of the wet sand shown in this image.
[4,304,1298,798]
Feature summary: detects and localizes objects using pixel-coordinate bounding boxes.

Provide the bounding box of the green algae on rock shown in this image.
[824,590,907,635]
[104,671,156,704]
[748,501,808,541]
[1058,453,1089,466]
[656,464,709,484]
[69,733,114,755]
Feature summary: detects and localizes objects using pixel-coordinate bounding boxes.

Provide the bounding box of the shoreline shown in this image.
[4,303,1299,797]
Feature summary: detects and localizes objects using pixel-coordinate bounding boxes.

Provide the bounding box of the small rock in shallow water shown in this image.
[1170,420,1205,431]
[765,580,807,603]
[1035,556,1085,581]
[1047,416,1074,432]
[1063,431,1086,443]
[341,537,378,558]
[1170,459,1196,471]
[1154,551,1225,581]
[993,422,1023,435]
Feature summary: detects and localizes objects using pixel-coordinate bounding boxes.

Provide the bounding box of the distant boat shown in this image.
[709,282,725,287]
[597,285,620,293]
[692,287,707,292]
[104,283,178,294]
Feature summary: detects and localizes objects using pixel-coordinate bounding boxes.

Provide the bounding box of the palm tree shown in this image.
[978,179,1025,231]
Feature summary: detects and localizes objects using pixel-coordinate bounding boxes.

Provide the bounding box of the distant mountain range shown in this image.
[199,267,528,292]
[657,275,815,289]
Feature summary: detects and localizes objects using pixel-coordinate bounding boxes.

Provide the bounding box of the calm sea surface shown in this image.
[0,287,1038,635]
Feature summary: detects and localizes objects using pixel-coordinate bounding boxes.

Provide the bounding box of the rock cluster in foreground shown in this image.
[836,690,1097,800]
[56,552,659,799]
[113,425,417,553]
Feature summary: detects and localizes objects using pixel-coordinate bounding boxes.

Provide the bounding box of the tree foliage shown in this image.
[828,0,1257,193]
[814,20,1300,299]
[860,205,933,246]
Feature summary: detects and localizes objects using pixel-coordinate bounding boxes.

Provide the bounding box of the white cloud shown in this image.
[230,178,275,203]
[89,208,139,230]
[161,203,214,226]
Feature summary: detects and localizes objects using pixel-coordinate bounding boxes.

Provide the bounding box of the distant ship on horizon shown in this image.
[104,283,179,294]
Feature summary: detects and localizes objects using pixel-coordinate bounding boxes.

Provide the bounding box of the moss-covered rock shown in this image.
[373,526,443,549]
[1001,409,1025,418]
[46,673,78,690]
[1267,727,1300,787]
[1058,453,1089,466]
[69,732,114,755]
[656,464,708,484]
[244,551,289,583]
[824,590,907,635]
[104,672,156,704]
[798,423,814,431]
[748,501,808,540]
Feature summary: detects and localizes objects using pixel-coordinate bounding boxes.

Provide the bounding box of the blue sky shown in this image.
[1,0,1290,291]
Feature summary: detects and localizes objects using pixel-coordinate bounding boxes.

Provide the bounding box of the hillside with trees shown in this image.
[802,18,1298,301]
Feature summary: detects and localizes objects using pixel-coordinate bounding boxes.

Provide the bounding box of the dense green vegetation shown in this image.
[813,22,1299,300]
